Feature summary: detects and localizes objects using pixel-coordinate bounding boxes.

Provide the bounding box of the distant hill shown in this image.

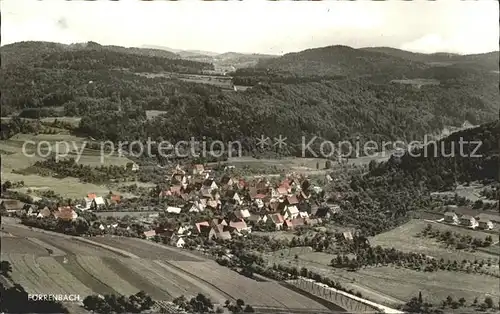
[362,47,499,71]
[255,45,428,79]
[141,45,220,58]
[141,45,277,68]
[1,41,182,69]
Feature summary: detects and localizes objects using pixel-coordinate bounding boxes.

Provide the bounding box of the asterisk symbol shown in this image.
[273,135,287,149]
[256,135,270,149]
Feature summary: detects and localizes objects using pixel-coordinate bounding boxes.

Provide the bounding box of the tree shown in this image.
[458,297,466,307]
[243,304,255,312]
[418,291,423,303]
[0,260,13,278]
[484,296,493,308]
[236,299,245,308]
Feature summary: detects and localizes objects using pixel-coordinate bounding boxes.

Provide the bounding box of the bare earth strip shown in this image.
[37,256,93,296]
[125,258,207,300]
[91,236,201,261]
[55,255,116,296]
[75,255,139,296]
[26,238,66,256]
[169,260,330,310]
[1,237,50,256]
[154,260,231,305]
[7,253,63,294]
[100,257,172,301]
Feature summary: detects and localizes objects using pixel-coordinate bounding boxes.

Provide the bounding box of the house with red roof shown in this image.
[267,213,285,230]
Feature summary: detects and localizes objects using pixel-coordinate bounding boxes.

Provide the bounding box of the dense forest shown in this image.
[368,120,499,192]
[1,41,498,157]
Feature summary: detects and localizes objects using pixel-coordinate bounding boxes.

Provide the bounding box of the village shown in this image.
[1,161,496,252]
[1,163,344,246]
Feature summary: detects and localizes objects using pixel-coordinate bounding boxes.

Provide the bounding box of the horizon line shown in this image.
[1,40,499,57]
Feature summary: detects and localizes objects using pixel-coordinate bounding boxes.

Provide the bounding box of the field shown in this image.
[145,110,168,120]
[169,260,332,310]
[40,116,82,127]
[223,157,336,176]
[370,219,500,262]
[94,211,160,218]
[0,224,333,312]
[0,133,133,198]
[261,221,500,308]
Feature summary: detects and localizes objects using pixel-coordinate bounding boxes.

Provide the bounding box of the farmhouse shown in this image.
[126,162,140,171]
[284,218,305,230]
[268,213,285,230]
[229,220,251,234]
[477,219,494,230]
[91,197,107,210]
[166,206,182,214]
[188,201,205,213]
[231,209,249,220]
[54,207,78,221]
[143,230,156,239]
[170,235,186,248]
[443,212,459,224]
[1,199,24,213]
[286,195,299,206]
[247,214,267,224]
[195,221,210,233]
[459,215,478,228]
[283,205,300,219]
[37,207,52,218]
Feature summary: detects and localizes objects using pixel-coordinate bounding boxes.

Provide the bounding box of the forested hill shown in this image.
[1,41,498,158]
[368,119,499,192]
[361,47,499,71]
[0,41,213,116]
[1,41,182,68]
[255,45,429,78]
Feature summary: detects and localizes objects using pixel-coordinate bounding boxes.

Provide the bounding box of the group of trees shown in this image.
[402,291,499,313]
[15,157,136,184]
[82,290,154,314]
[172,293,215,313]
[417,224,494,250]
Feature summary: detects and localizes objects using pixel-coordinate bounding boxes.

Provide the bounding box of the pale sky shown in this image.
[1,0,498,55]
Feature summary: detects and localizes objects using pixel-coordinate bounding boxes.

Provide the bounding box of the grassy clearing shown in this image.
[356,267,500,305]
[1,132,133,198]
[145,110,168,120]
[370,220,500,261]
[390,78,440,86]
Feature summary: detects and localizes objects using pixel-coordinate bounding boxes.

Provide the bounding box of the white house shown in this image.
[171,236,185,248]
[91,197,107,210]
[232,192,242,205]
[188,202,205,213]
[166,206,182,214]
[283,205,299,220]
[177,225,192,236]
[254,199,264,209]
[299,211,310,219]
